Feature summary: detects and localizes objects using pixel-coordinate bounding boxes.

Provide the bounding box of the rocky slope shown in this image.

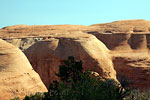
[1,19,150,89]
[0,39,47,100]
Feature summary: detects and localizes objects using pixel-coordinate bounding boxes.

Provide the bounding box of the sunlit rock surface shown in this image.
[0,39,47,100]
[1,19,150,89]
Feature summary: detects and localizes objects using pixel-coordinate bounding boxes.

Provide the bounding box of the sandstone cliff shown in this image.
[0,39,47,100]
[1,19,150,89]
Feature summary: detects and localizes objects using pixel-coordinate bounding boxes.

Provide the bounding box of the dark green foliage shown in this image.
[11,56,131,100]
[56,56,83,83]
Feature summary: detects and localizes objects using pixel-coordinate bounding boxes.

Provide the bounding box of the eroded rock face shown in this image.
[1,19,150,89]
[24,33,117,87]
[94,34,132,51]
[92,34,150,89]
[5,37,44,51]
[93,34,149,51]
[0,40,47,100]
[113,56,150,90]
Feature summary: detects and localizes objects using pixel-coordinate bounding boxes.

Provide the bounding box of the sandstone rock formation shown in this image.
[113,56,150,89]
[1,19,150,89]
[24,33,116,87]
[88,20,150,89]
[91,19,150,34]
[0,20,150,39]
[0,24,95,38]
[93,34,149,51]
[0,39,47,100]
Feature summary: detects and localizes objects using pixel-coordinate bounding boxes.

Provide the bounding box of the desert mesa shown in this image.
[1,19,150,99]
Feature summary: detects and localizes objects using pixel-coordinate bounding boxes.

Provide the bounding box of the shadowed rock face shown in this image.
[113,57,150,90]
[0,40,47,100]
[24,33,116,88]
[1,19,150,89]
[93,34,149,51]
[129,34,147,50]
[92,33,150,89]
[93,34,132,51]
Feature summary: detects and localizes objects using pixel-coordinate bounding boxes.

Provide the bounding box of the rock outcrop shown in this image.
[91,19,150,34]
[0,39,47,100]
[24,33,117,87]
[87,20,150,89]
[93,34,149,51]
[113,56,150,89]
[1,19,150,89]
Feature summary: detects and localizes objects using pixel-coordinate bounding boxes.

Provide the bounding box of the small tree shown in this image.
[56,56,83,83]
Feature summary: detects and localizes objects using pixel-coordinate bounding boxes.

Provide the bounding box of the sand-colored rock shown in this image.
[91,19,150,34]
[5,37,44,51]
[93,34,132,51]
[0,24,96,38]
[0,39,47,100]
[1,19,150,89]
[91,32,150,89]
[24,33,117,87]
[112,55,150,90]
[92,34,150,51]
[0,19,150,39]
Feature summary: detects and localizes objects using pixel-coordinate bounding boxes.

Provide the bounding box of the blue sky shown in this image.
[0,0,150,28]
